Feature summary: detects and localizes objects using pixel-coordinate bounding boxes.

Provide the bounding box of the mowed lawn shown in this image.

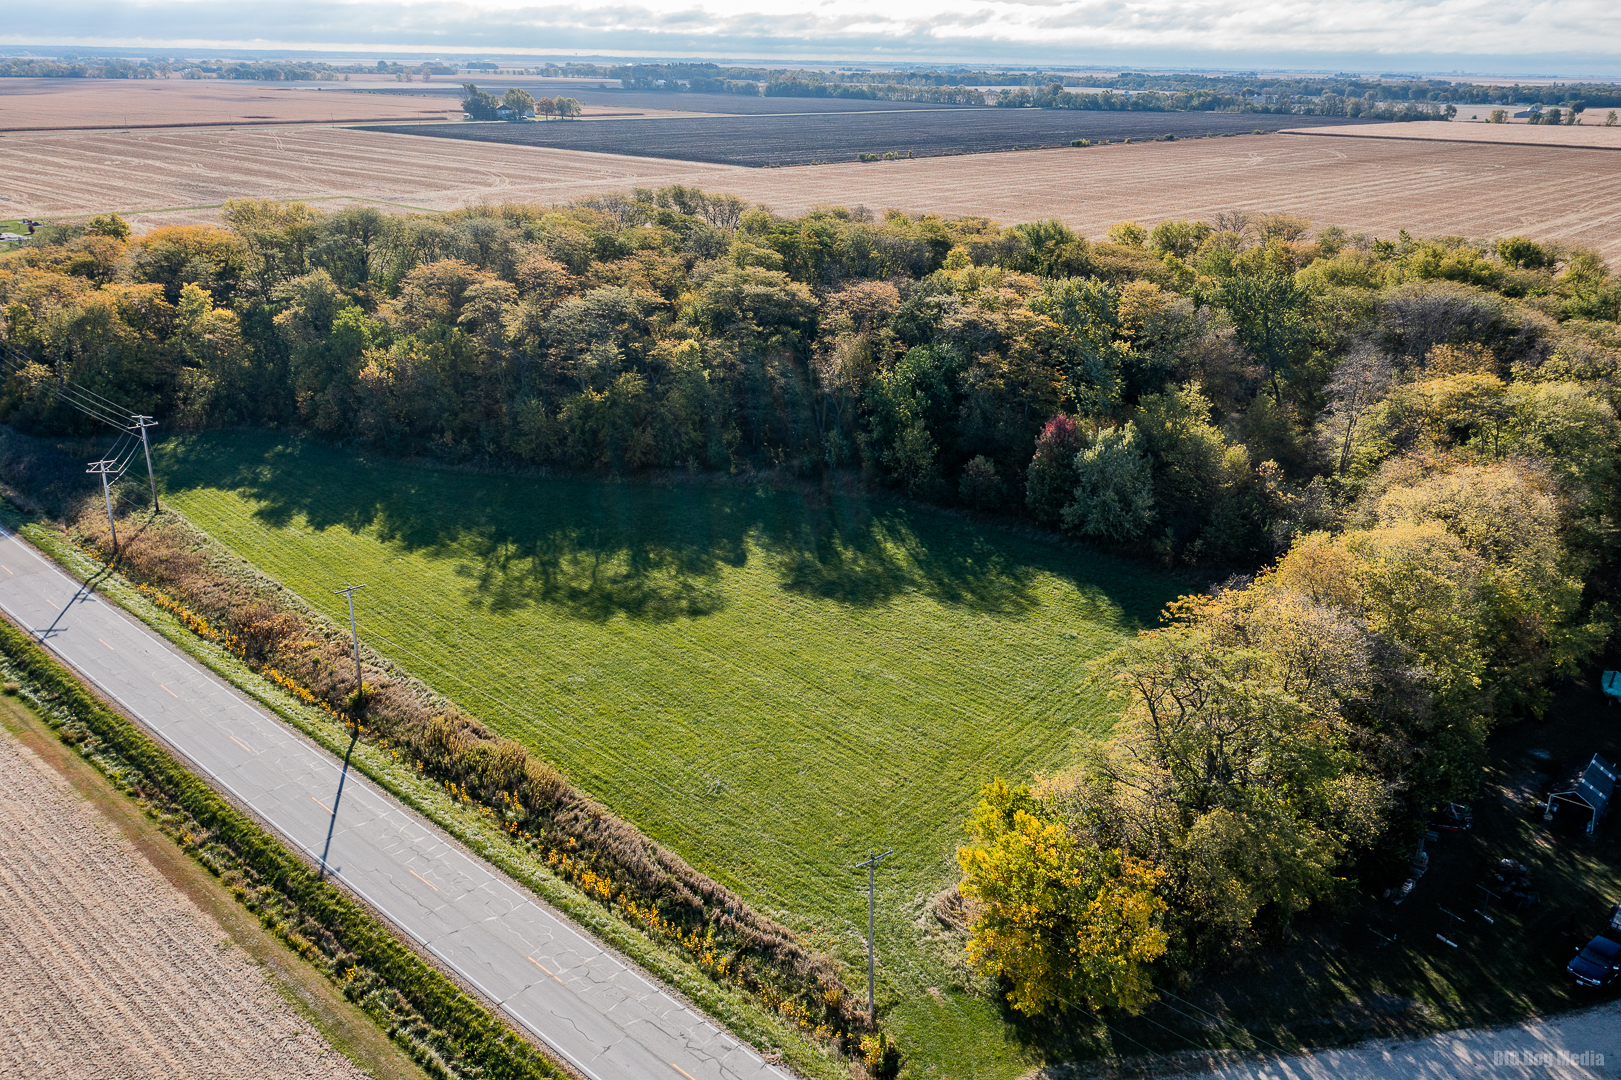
[157,431,1182,1077]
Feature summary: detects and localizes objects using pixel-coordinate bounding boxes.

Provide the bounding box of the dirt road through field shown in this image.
[0,718,368,1079]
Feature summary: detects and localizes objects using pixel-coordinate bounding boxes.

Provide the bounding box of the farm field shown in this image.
[155,430,1182,1079]
[0,77,473,130]
[0,708,374,1079]
[8,126,1621,263]
[1284,118,1621,150]
[364,109,1367,166]
[360,82,977,114]
[0,76,988,135]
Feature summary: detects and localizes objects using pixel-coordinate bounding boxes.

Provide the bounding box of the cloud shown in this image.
[4,0,1618,71]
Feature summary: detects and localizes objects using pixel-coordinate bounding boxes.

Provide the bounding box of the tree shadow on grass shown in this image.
[158,431,1172,628]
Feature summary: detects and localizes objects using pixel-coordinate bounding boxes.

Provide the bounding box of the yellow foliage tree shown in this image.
[958,779,1167,1016]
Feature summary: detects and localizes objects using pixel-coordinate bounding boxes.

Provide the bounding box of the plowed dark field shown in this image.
[361,110,1375,167]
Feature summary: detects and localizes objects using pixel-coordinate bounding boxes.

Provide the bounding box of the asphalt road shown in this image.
[0,524,788,1080]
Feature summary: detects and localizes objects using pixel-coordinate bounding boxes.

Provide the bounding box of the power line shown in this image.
[1036,980,1178,1068]
[56,371,131,415]
[0,343,137,433]
[1,343,163,505]
[2,341,131,420]
[1152,983,1294,1056]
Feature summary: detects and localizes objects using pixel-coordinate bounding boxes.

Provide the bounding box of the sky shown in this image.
[5,0,1620,77]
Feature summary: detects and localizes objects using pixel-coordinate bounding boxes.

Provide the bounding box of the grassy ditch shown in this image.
[0,614,564,1080]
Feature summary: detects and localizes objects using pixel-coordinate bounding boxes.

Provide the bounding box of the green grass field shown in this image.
[157,431,1183,1077]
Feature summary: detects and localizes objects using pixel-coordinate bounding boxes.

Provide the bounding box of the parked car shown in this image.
[1567,934,1621,987]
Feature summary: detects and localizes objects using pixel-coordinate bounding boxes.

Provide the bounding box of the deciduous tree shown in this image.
[958,780,1167,1015]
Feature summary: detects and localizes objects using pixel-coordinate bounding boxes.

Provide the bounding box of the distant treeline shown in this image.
[0,57,456,81]
[0,58,170,79]
[6,52,1616,110]
[611,63,1617,114]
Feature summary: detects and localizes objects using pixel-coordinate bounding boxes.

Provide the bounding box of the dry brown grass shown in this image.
[0,722,369,1079]
[0,78,682,132]
[4,124,1619,262]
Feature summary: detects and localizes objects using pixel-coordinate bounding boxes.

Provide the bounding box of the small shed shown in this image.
[1545,754,1616,835]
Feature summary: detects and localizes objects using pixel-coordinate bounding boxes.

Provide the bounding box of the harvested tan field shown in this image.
[0,125,743,223]
[0,78,469,130]
[5,124,1620,262]
[1284,120,1621,150]
[0,725,367,1080]
[0,78,676,132]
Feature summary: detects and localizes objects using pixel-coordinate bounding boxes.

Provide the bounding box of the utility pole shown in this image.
[336,583,366,702]
[86,459,119,553]
[130,414,159,512]
[319,583,366,882]
[854,847,893,1027]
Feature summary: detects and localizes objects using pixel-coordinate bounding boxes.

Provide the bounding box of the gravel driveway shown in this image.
[1159,1002,1621,1080]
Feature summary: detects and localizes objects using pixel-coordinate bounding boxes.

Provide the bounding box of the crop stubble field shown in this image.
[0,716,369,1079]
[0,78,474,130]
[1284,119,1621,150]
[155,431,1179,1079]
[6,125,1620,262]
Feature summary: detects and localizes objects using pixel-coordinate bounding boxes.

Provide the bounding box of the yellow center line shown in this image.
[670,1063,698,1080]
[229,735,253,753]
[98,638,115,651]
[159,684,178,698]
[408,867,440,893]
[1,564,12,574]
[526,955,564,983]
[44,598,58,609]
[311,795,332,814]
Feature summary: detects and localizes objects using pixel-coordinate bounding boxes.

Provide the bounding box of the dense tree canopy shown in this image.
[5,192,1620,1016]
